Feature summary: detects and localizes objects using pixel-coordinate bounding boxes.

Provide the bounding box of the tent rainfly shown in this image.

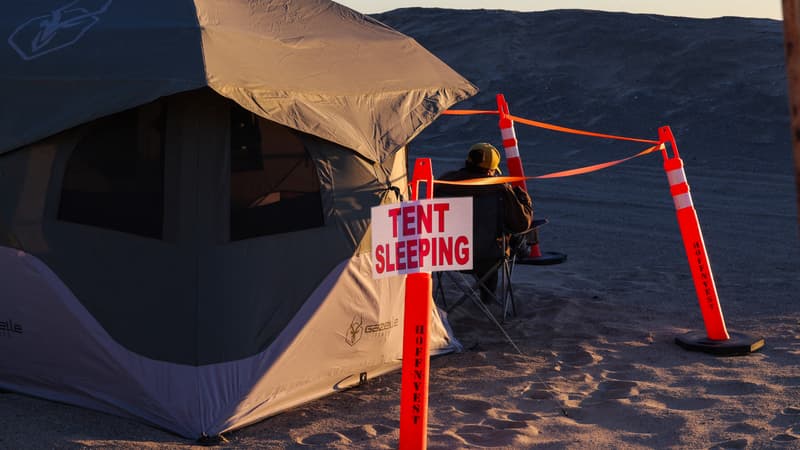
[0,0,477,438]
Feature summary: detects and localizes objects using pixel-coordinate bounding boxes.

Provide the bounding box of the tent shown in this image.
[0,0,477,438]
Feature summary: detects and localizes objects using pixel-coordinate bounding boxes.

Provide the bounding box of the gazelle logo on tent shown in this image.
[0,319,23,338]
[364,318,400,335]
[345,315,364,346]
[8,0,113,61]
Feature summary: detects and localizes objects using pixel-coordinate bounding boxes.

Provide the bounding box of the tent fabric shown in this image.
[0,90,410,366]
[0,0,476,438]
[0,0,477,161]
[0,247,459,437]
[0,88,463,437]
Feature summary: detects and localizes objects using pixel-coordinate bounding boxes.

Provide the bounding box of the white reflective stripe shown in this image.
[503,145,520,158]
[673,192,693,210]
[666,168,686,186]
[501,127,516,140]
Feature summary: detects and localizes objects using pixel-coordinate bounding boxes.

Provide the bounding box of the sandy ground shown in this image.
[2,7,799,450]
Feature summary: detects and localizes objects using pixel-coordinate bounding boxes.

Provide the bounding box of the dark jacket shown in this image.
[434,167,533,261]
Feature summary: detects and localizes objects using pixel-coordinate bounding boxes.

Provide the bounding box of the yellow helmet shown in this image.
[466,142,501,173]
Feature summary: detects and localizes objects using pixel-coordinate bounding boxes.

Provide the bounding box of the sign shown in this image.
[371,197,472,279]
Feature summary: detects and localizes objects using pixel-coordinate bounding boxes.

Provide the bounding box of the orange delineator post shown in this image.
[496,94,527,191]
[496,94,542,257]
[659,126,729,341]
[399,158,434,450]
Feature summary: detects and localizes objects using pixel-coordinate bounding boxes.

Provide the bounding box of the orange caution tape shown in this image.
[435,175,528,186]
[434,144,663,186]
[532,144,662,178]
[441,109,660,145]
[507,114,660,145]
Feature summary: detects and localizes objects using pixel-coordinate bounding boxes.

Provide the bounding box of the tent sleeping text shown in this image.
[371,199,473,279]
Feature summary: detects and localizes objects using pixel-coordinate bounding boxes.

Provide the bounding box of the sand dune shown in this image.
[2,8,798,449]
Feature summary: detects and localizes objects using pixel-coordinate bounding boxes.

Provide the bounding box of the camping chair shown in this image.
[434,223,542,322]
[433,191,532,322]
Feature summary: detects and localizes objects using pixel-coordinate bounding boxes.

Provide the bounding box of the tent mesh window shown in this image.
[230,106,324,240]
[58,101,166,239]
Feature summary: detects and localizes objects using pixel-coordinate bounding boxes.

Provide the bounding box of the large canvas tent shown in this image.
[0,0,477,438]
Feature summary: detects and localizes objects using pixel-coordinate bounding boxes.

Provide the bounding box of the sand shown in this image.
[2,8,799,450]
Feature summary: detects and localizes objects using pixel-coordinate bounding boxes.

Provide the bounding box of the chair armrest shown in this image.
[508,218,548,238]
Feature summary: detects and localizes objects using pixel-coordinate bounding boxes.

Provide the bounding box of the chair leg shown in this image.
[438,261,504,315]
[501,258,517,321]
[460,272,525,355]
[445,274,475,313]
[472,263,503,308]
[437,265,525,355]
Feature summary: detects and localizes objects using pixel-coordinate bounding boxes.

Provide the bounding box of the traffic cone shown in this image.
[659,126,764,356]
[496,94,566,266]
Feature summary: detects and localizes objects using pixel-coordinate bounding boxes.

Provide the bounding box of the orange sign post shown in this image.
[659,126,764,355]
[399,158,434,450]
[399,270,432,450]
[373,159,473,448]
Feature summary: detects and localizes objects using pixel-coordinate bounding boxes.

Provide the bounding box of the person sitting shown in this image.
[434,142,533,304]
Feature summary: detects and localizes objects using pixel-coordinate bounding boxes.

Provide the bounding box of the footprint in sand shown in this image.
[708,437,750,449]
[655,393,718,411]
[783,406,800,415]
[769,406,800,442]
[594,380,639,400]
[555,348,596,367]
[525,388,555,400]
[772,432,799,442]
[724,422,761,434]
[771,376,800,388]
[341,424,395,442]
[298,432,351,446]
[449,398,494,416]
[483,416,538,431]
[703,380,764,396]
[506,411,542,422]
[603,362,648,379]
[451,423,533,448]
[445,404,540,447]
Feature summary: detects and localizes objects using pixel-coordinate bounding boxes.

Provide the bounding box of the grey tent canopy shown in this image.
[0,0,476,161]
[0,0,476,438]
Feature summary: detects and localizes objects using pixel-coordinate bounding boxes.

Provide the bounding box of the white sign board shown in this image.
[371,197,472,279]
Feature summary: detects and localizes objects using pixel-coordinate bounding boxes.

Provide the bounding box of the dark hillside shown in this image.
[375,9,788,172]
